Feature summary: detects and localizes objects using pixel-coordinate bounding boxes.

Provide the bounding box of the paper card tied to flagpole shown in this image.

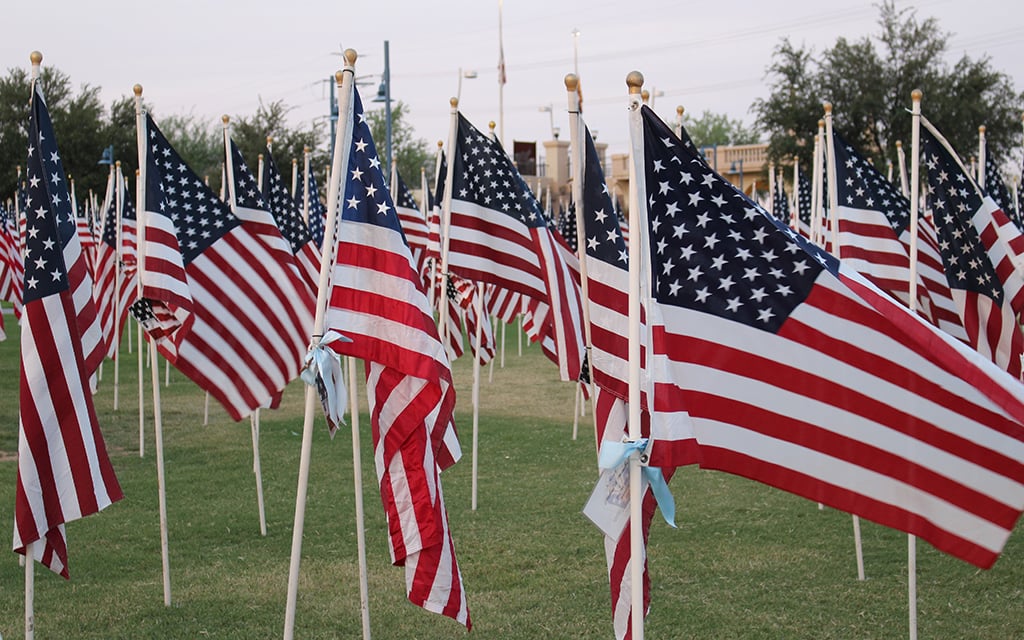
[301,330,351,438]
[584,438,676,539]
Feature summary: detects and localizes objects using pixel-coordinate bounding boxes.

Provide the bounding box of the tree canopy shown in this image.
[364,100,432,191]
[752,1,1021,172]
[681,109,761,148]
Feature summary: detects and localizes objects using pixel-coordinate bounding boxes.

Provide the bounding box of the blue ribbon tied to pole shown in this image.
[598,438,676,527]
[300,330,351,437]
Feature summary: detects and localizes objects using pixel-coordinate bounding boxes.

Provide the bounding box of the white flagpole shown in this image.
[438,98,460,356]
[471,281,484,511]
[625,70,646,640]
[346,354,371,636]
[907,89,923,640]
[136,170,146,455]
[113,163,123,411]
[284,54,369,640]
[768,161,776,217]
[978,125,987,185]
[24,539,35,640]
[291,157,298,199]
[674,105,684,138]
[134,84,173,606]
[98,166,116,390]
[224,118,268,539]
[823,103,866,582]
[565,73,599,453]
[896,141,910,198]
[791,160,800,232]
[428,141,443,318]
[811,119,824,247]
[301,146,311,226]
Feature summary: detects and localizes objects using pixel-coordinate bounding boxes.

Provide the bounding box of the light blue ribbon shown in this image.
[598,438,676,528]
[301,330,351,431]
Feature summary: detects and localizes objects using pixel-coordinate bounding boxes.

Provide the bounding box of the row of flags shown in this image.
[6,58,1024,640]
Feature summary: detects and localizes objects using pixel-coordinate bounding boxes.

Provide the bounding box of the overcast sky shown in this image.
[3,0,1022,163]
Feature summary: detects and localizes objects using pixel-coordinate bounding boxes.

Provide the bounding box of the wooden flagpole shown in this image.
[134,83,173,607]
[136,170,146,454]
[565,73,599,454]
[471,281,484,511]
[113,163,123,411]
[907,88,923,640]
[625,70,647,640]
[284,53,370,640]
[822,103,866,582]
[224,120,268,538]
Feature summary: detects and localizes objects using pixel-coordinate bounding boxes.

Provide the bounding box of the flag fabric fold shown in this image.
[324,88,469,627]
[93,170,138,359]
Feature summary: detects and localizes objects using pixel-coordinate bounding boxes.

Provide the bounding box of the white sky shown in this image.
[3,0,1022,163]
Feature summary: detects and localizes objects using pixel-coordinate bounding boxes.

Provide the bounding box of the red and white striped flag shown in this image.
[920,118,1024,377]
[325,88,469,627]
[259,145,322,297]
[93,168,138,359]
[133,113,312,421]
[14,90,122,577]
[640,105,1024,569]
[0,204,22,318]
[445,113,584,381]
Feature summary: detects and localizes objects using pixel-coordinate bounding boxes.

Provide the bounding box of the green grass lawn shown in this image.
[0,320,1022,638]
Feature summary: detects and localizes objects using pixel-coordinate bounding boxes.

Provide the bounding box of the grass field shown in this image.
[0,319,1022,638]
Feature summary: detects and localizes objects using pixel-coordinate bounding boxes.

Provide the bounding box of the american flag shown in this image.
[260,146,321,295]
[93,169,138,359]
[795,171,813,239]
[446,113,584,381]
[831,132,967,341]
[983,154,1021,229]
[0,203,23,318]
[299,163,328,251]
[557,204,579,254]
[640,104,1024,569]
[447,271,495,365]
[134,113,311,421]
[579,122,696,640]
[28,85,106,375]
[324,88,469,626]
[771,175,789,222]
[921,119,1024,378]
[394,168,430,280]
[14,89,123,577]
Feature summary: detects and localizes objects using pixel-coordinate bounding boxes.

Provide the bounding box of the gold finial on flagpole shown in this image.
[344,49,357,66]
[30,51,42,66]
[823,102,832,115]
[641,89,650,105]
[115,160,121,168]
[896,140,903,150]
[677,105,684,117]
[450,97,459,109]
[911,89,922,102]
[564,73,578,92]
[304,145,310,154]
[979,125,986,135]
[267,136,273,146]
[258,153,264,162]
[335,71,344,85]
[818,119,824,128]
[489,121,496,131]
[222,114,230,125]
[133,84,143,97]
[625,71,643,94]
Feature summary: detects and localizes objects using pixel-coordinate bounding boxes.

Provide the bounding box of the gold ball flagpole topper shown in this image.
[896,140,903,149]
[625,71,643,95]
[979,125,986,135]
[823,102,832,116]
[564,73,578,92]
[344,49,357,66]
[222,114,230,125]
[30,50,42,65]
[133,84,143,97]
[677,105,685,117]
[450,97,459,109]
[911,89,922,102]
[437,140,444,150]
[641,89,650,105]
[266,136,273,146]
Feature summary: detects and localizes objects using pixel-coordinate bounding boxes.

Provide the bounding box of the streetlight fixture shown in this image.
[97,145,114,166]
[457,68,478,102]
[539,104,556,139]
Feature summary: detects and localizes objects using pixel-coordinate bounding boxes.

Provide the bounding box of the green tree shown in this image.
[229,98,327,192]
[682,109,761,148]
[365,100,432,191]
[0,66,110,203]
[753,1,1021,169]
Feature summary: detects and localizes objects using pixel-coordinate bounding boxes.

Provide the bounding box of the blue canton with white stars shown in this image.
[146,114,240,265]
[642,106,835,334]
[772,180,790,221]
[28,88,77,253]
[832,133,911,234]
[797,172,813,228]
[23,88,70,302]
[395,169,419,211]
[451,114,546,228]
[921,128,1001,302]
[100,181,135,250]
[261,149,314,254]
[582,126,625,268]
[300,167,327,248]
[229,141,270,212]
[984,154,1021,229]
[341,89,404,240]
